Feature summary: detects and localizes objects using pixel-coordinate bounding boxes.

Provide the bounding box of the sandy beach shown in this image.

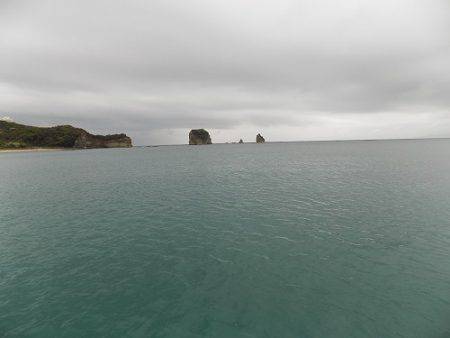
[0,148,67,153]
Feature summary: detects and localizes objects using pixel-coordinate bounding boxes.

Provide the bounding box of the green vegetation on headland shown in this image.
[0,121,132,149]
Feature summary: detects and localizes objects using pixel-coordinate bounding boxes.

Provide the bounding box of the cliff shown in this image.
[73,131,132,149]
[0,121,132,149]
[189,129,212,145]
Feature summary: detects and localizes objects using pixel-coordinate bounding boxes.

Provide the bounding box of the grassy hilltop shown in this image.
[0,121,132,149]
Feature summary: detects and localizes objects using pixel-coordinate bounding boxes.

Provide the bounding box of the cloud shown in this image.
[0,0,449,144]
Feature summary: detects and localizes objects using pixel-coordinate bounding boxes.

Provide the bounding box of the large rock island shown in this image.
[189,129,212,145]
[0,120,132,149]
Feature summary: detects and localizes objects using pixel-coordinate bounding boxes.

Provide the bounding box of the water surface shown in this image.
[1,140,450,337]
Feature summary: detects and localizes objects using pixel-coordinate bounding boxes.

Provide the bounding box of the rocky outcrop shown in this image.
[256,133,265,143]
[189,129,212,145]
[74,131,132,149]
[0,120,132,149]
[239,139,244,144]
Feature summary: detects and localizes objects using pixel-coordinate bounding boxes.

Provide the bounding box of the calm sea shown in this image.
[1,140,450,337]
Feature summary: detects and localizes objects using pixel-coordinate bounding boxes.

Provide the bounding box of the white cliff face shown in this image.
[0,116,13,122]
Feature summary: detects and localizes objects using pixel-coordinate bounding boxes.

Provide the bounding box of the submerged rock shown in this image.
[189,129,212,145]
[256,133,265,143]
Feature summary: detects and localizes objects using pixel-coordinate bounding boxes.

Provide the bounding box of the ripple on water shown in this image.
[1,141,450,337]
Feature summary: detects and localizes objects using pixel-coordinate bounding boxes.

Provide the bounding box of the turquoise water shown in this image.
[1,140,450,337]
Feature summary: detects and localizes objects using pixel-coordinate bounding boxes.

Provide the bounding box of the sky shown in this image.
[0,0,449,145]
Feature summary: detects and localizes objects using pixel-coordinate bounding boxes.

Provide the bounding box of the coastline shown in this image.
[0,147,68,153]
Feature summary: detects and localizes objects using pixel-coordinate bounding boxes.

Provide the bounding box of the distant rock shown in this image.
[0,120,132,149]
[189,129,212,145]
[256,133,265,143]
[239,139,244,144]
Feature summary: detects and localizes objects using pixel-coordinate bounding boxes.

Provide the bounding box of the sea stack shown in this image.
[256,133,265,143]
[189,129,212,145]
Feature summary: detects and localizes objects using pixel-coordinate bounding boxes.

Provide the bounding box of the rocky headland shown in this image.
[0,120,132,150]
[189,129,212,145]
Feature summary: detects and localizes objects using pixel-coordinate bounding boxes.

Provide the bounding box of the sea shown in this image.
[1,140,450,337]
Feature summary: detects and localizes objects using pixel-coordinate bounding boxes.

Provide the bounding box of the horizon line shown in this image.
[137,136,450,147]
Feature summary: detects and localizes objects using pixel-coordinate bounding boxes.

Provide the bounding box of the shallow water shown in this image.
[1,140,450,337]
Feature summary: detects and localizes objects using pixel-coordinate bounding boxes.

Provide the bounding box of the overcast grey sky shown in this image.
[1,0,449,144]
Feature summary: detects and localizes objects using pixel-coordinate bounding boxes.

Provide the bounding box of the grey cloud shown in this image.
[0,0,449,144]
